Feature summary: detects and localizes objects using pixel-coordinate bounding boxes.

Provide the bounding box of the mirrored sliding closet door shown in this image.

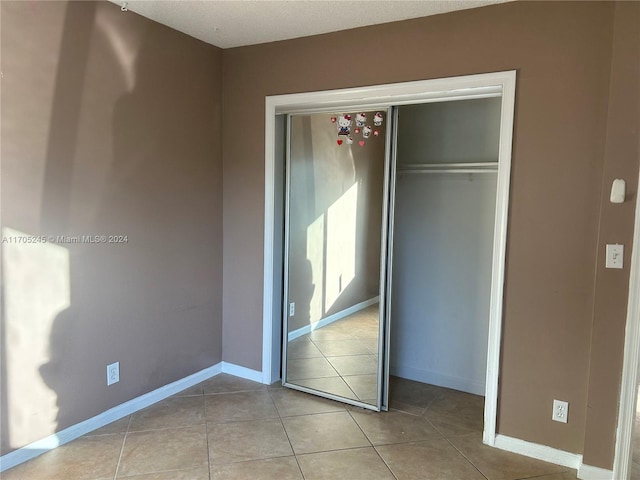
[282,110,392,411]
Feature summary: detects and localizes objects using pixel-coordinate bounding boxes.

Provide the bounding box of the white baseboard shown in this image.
[1,362,228,472]
[493,434,581,469]
[578,463,614,480]
[391,363,485,396]
[221,361,264,384]
[287,297,379,342]
[492,434,613,480]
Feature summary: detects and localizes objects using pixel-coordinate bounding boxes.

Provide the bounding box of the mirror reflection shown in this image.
[284,111,387,407]
[287,304,380,403]
[632,382,640,478]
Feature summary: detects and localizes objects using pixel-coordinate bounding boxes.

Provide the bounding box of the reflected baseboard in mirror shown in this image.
[286,304,379,405]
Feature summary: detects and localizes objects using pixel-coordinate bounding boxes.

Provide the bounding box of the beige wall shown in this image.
[582,1,640,468]
[0,1,223,455]
[222,1,639,468]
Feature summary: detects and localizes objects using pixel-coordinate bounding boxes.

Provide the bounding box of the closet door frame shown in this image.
[262,70,517,447]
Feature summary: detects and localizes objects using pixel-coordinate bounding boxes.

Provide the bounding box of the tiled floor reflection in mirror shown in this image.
[631,384,640,479]
[2,374,580,480]
[286,304,379,405]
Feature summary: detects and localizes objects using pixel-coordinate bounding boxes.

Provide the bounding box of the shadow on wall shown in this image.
[1,1,98,454]
[2,0,221,455]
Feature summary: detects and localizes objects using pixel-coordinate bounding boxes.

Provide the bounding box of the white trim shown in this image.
[493,434,615,480]
[493,435,619,480]
[270,82,504,115]
[287,297,379,342]
[578,464,614,480]
[493,434,581,469]
[221,361,264,384]
[483,70,516,446]
[0,363,223,472]
[612,166,640,480]
[390,364,485,396]
[263,95,278,386]
[262,71,517,446]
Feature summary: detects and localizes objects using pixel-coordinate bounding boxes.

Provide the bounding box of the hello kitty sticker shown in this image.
[333,111,383,146]
[337,114,352,136]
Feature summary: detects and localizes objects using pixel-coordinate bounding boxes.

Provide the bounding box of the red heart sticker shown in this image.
[337,139,343,145]
[354,127,361,134]
[374,130,380,136]
[330,116,337,123]
[359,140,365,147]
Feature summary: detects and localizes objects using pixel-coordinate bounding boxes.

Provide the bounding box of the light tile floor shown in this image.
[2,374,579,480]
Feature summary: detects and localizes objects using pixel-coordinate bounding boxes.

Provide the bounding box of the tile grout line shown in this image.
[124,422,210,434]
[267,387,307,480]
[345,407,374,447]
[344,407,399,480]
[421,413,452,438]
[442,433,490,480]
[371,444,400,480]
[202,387,268,396]
[203,395,212,480]
[112,415,133,480]
[412,398,489,480]
[295,444,390,459]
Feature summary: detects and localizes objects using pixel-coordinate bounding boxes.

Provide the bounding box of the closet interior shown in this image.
[390,97,501,397]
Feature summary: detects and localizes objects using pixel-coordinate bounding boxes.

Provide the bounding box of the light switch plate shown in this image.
[606,244,624,269]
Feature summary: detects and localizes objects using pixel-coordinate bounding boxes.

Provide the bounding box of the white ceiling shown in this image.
[109,0,509,49]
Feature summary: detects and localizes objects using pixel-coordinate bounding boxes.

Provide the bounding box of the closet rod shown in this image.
[398,169,497,174]
[397,162,498,174]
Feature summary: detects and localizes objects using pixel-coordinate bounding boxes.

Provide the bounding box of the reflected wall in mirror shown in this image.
[284,111,387,407]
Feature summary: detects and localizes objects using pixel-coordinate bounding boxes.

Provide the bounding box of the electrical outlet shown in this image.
[107,362,119,386]
[552,399,569,423]
[289,302,295,317]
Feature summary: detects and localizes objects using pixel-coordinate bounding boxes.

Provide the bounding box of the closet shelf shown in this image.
[397,162,498,174]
